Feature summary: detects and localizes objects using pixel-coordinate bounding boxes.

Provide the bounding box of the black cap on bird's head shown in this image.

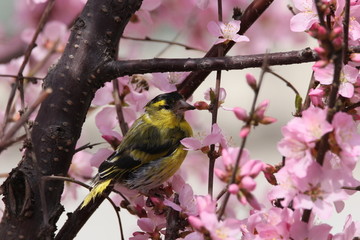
[145,91,195,114]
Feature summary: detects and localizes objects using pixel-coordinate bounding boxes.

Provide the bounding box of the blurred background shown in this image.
[0,0,359,239]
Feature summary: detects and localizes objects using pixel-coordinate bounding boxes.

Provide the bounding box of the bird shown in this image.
[81,91,195,208]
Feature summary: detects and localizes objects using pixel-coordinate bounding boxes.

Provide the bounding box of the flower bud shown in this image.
[228,184,240,194]
[260,116,277,125]
[233,107,248,121]
[239,126,250,138]
[246,73,257,90]
[194,101,209,110]
[314,47,326,55]
[332,37,343,50]
[102,135,121,149]
[350,53,360,63]
[313,60,328,68]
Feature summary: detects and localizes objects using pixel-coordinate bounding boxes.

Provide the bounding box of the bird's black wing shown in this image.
[98,120,186,180]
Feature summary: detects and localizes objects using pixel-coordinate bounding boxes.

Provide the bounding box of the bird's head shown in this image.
[145,91,195,120]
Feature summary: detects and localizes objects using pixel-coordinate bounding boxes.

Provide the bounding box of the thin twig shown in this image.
[343,101,360,112]
[2,83,17,137]
[217,55,269,219]
[0,134,26,153]
[287,4,296,15]
[314,0,327,28]
[217,0,223,22]
[112,79,129,135]
[343,0,350,64]
[155,31,182,57]
[27,39,60,77]
[267,69,300,96]
[0,74,43,82]
[16,0,56,110]
[74,142,102,153]
[122,35,205,52]
[0,88,53,153]
[342,186,360,191]
[302,72,317,111]
[208,0,224,198]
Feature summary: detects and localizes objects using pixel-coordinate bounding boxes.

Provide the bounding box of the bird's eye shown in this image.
[163,104,171,109]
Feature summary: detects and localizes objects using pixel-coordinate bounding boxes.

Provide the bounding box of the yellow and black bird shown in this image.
[81,91,194,207]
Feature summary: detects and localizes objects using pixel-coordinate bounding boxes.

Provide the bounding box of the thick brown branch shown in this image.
[103,46,360,84]
[104,47,319,77]
[0,0,142,239]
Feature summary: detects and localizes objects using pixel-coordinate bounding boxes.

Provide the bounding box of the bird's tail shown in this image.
[81,178,112,209]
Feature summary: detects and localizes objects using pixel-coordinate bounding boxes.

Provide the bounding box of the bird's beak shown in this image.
[175,99,195,112]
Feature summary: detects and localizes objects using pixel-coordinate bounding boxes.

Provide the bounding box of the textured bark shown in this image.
[103,47,320,77]
[0,0,142,239]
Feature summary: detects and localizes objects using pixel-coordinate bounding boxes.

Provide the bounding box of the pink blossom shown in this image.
[130,211,166,240]
[124,89,149,112]
[204,87,227,103]
[290,0,318,32]
[195,0,209,9]
[313,63,334,85]
[95,107,121,137]
[92,82,114,106]
[268,164,300,206]
[207,20,249,44]
[242,207,294,239]
[285,106,332,143]
[292,161,352,219]
[63,151,94,200]
[335,3,360,41]
[163,175,197,216]
[189,210,242,240]
[278,129,310,161]
[240,177,256,191]
[92,77,129,106]
[332,111,360,169]
[290,212,332,240]
[151,72,187,92]
[332,215,360,240]
[195,195,216,214]
[314,64,359,98]
[180,137,202,150]
[183,231,204,240]
[89,148,113,168]
[181,123,227,150]
[308,87,325,107]
[277,107,332,171]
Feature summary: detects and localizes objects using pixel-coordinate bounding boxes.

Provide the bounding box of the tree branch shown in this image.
[103,46,360,82]
[104,47,319,77]
[0,0,142,239]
